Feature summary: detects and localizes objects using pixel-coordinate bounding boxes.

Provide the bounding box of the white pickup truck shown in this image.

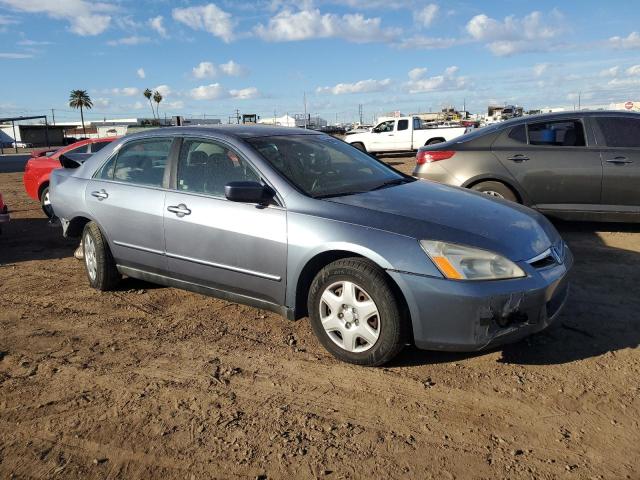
[344,116,470,154]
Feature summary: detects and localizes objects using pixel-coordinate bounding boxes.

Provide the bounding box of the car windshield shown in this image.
[247,134,411,198]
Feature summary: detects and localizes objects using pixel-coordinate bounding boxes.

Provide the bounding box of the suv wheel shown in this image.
[82,221,121,291]
[308,258,407,366]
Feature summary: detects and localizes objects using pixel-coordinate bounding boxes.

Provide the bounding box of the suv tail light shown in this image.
[416,150,455,165]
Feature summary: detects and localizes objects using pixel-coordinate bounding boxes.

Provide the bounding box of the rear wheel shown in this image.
[40,185,54,218]
[308,258,407,366]
[471,181,518,202]
[82,221,121,291]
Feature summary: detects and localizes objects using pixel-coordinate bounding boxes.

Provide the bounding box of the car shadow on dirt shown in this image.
[391,221,640,367]
[0,217,78,264]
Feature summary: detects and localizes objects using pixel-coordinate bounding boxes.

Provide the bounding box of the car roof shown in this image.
[124,125,323,142]
[500,109,640,127]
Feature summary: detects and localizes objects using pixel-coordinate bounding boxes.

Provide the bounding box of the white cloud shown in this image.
[165,100,185,109]
[230,87,259,100]
[148,15,167,38]
[0,52,33,58]
[110,87,139,96]
[190,83,226,100]
[627,65,640,76]
[17,39,51,45]
[414,4,438,27]
[93,97,110,108]
[172,4,235,43]
[405,66,469,93]
[154,85,171,97]
[0,0,113,36]
[609,31,640,49]
[193,61,217,79]
[533,63,549,77]
[255,8,398,43]
[466,10,565,56]
[396,35,459,50]
[133,101,145,110]
[220,60,246,76]
[107,36,150,46]
[316,78,391,95]
[600,66,620,77]
[0,14,19,25]
[136,67,145,79]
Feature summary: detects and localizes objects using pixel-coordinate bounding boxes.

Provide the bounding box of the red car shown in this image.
[0,192,9,233]
[23,137,117,217]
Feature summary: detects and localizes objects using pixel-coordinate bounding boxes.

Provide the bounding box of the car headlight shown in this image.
[420,240,526,281]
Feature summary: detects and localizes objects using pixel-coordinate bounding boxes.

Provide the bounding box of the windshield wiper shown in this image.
[313,190,367,199]
[370,178,412,191]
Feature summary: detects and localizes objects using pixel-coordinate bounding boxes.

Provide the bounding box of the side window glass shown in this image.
[68,144,89,154]
[528,120,585,147]
[508,125,527,143]
[94,156,116,180]
[91,141,111,153]
[112,139,171,187]
[397,119,409,131]
[176,139,260,197]
[595,117,640,148]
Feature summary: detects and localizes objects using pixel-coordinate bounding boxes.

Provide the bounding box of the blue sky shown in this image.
[1,0,640,124]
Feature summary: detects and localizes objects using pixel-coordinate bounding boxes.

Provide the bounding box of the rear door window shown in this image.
[397,119,409,131]
[595,117,640,148]
[98,138,171,187]
[508,125,527,143]
[527,120,586,147]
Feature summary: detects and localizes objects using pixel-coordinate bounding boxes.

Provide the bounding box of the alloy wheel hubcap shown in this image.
[84,234,97,281]
[319,280,380,353]
[483,190,504,199]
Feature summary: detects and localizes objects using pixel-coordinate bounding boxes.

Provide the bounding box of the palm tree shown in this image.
[68,90,93,137]
[153,90,163,123]
[143,88,155,120]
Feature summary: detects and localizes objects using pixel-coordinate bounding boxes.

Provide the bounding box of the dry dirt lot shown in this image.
[1,158,639,479]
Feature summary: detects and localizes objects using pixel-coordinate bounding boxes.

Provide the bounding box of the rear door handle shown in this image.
[167,204,191,217]
[507,154,529,162]
[91,189,108,200]
[605,156,633,164]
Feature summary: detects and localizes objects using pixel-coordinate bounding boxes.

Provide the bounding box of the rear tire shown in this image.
[471,181,518,203]
[351,142,367,152]
[82,221,121,291]
[40,185,54,218]
[308,258,407,366]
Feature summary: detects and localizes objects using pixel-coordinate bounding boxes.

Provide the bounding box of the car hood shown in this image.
[327,179,559,262]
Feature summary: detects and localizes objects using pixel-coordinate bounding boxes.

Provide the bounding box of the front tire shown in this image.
[82,222,121,291]
[308,258,407,366]
[351,142,367,152]
[40,186,54,218]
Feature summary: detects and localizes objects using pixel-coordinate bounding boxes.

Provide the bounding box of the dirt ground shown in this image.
[1,158,639,479]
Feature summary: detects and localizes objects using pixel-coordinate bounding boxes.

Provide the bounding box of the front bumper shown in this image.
[388,247,573,352]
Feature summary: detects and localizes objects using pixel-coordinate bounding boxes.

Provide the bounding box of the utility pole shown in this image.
[51,108,56,125]
[303,92,308,129]
[235,108,241,124]
[358,104,363,125]
[578,92,582,110]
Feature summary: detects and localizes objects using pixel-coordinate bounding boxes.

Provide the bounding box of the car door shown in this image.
[370,120,396,151]
[392,119,412,151]
[86,137,173,274]
[163,137,287,306]
[491,119,602,209]
[591,115,640,208]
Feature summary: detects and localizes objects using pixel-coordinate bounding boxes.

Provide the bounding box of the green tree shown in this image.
[68,89,93,137]
[153,90,163,123]
[143,88,155,120]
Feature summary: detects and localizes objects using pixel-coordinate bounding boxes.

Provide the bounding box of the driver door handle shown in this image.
[167,204,191,217]
[91,189,108,200]
[507,154,529,162]
[605,156,633,164]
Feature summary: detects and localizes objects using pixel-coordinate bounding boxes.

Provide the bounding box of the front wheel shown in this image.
[308,258,407,366]
[82,222,121,291]
[351,142,367,152]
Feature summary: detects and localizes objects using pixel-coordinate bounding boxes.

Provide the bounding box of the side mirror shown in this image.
[59,154,82,169]
[225,181,274,205]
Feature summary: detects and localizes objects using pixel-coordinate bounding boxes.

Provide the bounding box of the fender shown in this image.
[461,173,531,206]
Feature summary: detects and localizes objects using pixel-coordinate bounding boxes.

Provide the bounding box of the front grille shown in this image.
[530,254,556,269]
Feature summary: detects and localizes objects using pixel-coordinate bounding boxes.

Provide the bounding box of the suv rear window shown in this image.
[528,120,585,147]
[595,117,640,148]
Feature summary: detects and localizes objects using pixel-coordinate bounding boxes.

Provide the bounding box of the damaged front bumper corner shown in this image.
[388,247,573,352]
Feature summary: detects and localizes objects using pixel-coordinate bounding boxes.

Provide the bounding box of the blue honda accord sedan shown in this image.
[49,126,572,366]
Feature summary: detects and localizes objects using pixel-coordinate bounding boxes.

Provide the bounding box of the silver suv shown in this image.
[50,126,572,366]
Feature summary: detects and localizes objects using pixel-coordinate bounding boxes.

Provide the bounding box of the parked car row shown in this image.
[413,111,640,222]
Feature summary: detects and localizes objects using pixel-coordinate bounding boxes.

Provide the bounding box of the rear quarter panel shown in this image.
[49,169,91,223]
